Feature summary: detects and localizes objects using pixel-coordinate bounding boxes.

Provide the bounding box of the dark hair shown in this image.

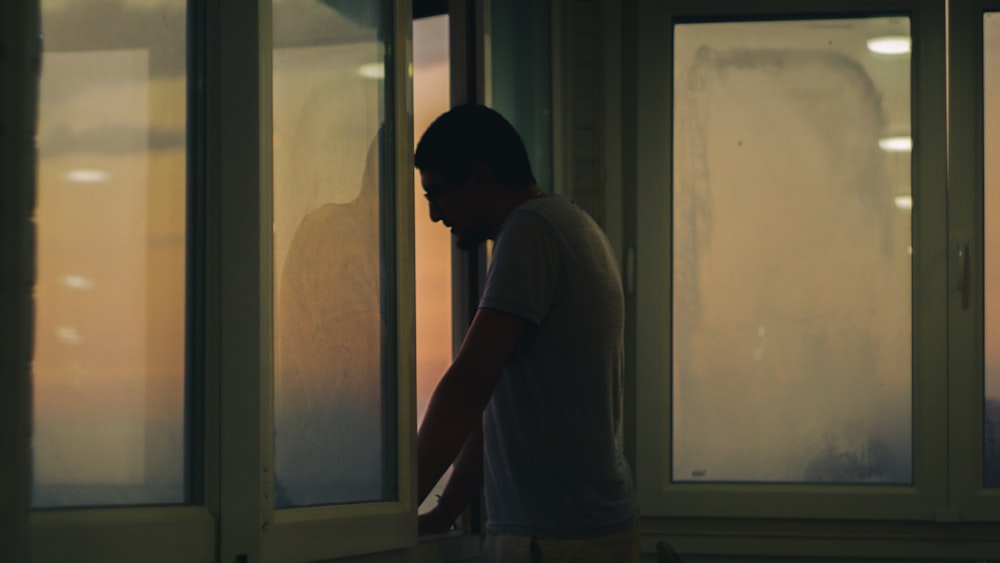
[414,104,536,191]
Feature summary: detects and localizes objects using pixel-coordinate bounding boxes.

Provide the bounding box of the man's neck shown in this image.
[487,183,545,240]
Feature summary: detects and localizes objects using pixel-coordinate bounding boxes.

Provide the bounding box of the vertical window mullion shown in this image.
[948,0,1000,521]
[187,0,211,512]
[0,0,40,561]
[909,0,950,517]
[215,0,271,559]
[945,0,983,517]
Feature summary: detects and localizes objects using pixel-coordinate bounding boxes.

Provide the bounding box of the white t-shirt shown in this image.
[479,194,635,538]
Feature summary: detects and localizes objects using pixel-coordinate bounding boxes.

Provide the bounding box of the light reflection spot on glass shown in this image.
[63,169,111,183]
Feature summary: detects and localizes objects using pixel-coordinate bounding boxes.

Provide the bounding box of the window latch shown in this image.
[956,241,970,310]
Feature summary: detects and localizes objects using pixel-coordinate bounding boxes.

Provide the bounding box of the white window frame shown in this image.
[948,0,1000,523]
[27,0,217,560]
[633,0,999,557]
[220,0,418,560]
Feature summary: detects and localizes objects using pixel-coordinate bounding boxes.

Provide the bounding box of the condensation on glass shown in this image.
[672,18,913,484]
[32,1,188,507]
[984,11,1000,488]
[272,0,394,507]
[412,13,453,515]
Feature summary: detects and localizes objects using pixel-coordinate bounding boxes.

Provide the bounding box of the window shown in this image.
[26,0,416,561]
[32,0,188,510]
[28,2,214,561]
[263,0,415,559]
[633,0,997,556]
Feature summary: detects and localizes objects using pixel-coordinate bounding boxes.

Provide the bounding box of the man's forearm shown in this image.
[416,307,526,507]
[416,372,486,505]
[432,422,484,519]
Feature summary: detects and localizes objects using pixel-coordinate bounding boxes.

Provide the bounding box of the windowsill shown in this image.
[412,532,481,562]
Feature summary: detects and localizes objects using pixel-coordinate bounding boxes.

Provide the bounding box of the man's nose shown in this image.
[428,201,443,223]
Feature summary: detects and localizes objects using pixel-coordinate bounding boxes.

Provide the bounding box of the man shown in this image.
[415,104,637,562]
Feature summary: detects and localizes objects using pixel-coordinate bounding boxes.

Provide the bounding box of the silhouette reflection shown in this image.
[274,130,386,507]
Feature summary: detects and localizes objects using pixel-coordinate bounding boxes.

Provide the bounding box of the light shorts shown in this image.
[481,521,640,563]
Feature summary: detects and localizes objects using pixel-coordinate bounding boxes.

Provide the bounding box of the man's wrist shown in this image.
[433,493,465,521]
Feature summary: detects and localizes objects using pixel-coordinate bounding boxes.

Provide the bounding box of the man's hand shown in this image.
[416,426,484,537]
[418,506,457,535]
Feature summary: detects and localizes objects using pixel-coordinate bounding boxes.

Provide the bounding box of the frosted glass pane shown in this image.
[413,14,454,516]
[272,0,392,507]
[32,2,188,507]
[985,12,1000,488]
[673,18,913,484]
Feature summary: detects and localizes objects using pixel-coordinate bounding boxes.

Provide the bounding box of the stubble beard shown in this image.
[456,231,487,252]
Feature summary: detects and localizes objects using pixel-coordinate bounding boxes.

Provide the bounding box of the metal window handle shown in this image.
[957,242,970,310]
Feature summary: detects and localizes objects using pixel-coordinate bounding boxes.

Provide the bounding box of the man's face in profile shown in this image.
[420,169,488,251]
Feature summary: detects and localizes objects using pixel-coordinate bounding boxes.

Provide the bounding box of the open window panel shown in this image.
[634,0,959,539]
[947,0,1000,523]
[265,0,417,560]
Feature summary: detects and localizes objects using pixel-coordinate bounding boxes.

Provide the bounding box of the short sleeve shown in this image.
[479,209,561,325]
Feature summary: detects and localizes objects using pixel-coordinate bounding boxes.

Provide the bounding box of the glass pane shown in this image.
[413,14,454,515]
[33,1,188,507]
[272,0,394,507]
[673,18,913,484]
[985,11,1000,488]
[492,0,553,196]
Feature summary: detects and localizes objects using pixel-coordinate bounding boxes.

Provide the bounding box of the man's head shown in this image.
[415,104,536,191]
[415,105,537,249]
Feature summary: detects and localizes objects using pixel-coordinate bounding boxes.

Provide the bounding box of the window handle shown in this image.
[957,241,970,310]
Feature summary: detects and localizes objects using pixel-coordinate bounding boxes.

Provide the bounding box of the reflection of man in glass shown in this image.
[415,105,638,562]
[274,129,384,506]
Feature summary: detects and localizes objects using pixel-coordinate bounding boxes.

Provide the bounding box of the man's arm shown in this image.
[418,422,483,534]
[417,306,528,506]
